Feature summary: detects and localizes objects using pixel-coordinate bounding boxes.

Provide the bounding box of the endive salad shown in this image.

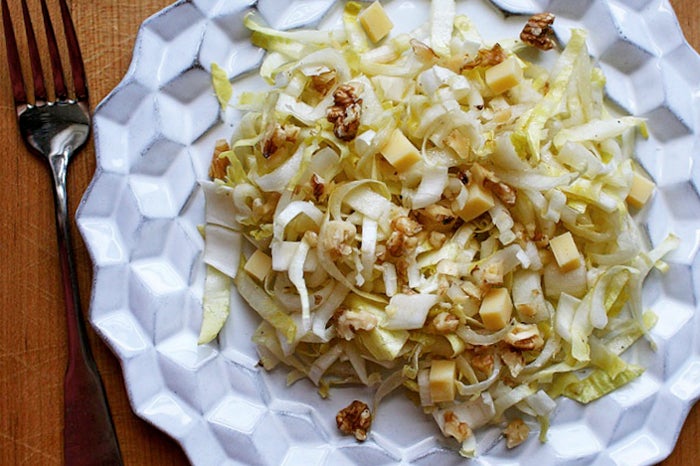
[200,0,677,456]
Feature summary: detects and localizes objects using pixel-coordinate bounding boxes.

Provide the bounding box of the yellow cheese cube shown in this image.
[549,232,581,272]
[626,171,655,209]
[457,183,495,222]
[243,249,272,282]
[485,57,523,94]
[479,287,513,330]
[429,359,456,403]
[380,128,421,172]
[358,1,393,43]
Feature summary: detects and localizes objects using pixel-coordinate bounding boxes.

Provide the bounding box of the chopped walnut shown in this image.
[383,215,422,258]
[443,411,472,442]
[326,84,363,141]
[461,43,507,71]
[481,260,504,286]
[484,177,517,206]
[471,164,518,207]
[503,418,530,448]
[414,204,458,233]
[386,230,419,257]
[209,139,231,180]
[334,307,378,340]
[428,231,448,249]
[392,215,422,236]
[429,312,460,334]
[505,323,544,351]
[520,13,556,51]
[319,220,356,259]
[310,70,338,95]
[311,173,326,201]
[394,257,410,289]
[471,352,494,376]
[263,122,300,159]
[336,400,372,441]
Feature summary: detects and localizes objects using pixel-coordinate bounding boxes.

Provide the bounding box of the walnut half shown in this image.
[336,400,372,441]
[520,13,556,51]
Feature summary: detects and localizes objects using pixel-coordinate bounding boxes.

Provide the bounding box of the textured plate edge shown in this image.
[74,1,700,465]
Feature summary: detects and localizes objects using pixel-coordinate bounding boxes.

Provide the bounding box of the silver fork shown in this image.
[2,0,123,464]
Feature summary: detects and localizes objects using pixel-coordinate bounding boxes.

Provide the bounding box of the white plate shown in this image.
[77,1,700,464]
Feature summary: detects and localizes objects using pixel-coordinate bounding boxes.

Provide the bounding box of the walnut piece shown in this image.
[505,323,545,351]
[470,352,494,375]
[335,307,378,340]
[429,312,460,334]
[209,139,231,180]
[386,231,418,258]
[310,70,337,95]
[484,177,517,206]
[336,400,372,441]
[385,215,422,258]
[326,84,363,141]
[263,123,300,159]
[520,13,556,51]
[415,204,457,233]
[503,418,530,448]
[461,43,507,71]
[428,231,448,249]
[311,173,326,201]
[443,411,472,443]
[319,220,356,259]
[481,260,504,286]
[392,215,422,236]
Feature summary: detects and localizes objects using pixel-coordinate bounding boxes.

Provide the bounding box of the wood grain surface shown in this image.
[0,1,697,465]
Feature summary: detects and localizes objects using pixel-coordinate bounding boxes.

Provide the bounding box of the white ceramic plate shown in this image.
[77,1,700,464]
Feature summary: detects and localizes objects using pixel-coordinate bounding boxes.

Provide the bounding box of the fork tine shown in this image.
[58,0,87,101]
[20,0,48,103]
[2,0,28,106]
[40,0,68,100]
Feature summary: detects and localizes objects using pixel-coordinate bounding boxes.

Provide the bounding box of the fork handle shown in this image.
[49,152,124,466]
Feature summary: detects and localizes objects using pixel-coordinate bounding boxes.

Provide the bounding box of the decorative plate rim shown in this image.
[77,1,700,464]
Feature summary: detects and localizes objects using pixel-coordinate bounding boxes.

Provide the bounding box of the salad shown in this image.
[199,0,677,456]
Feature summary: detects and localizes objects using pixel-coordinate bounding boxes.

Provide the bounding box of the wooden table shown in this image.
[0,1,697,465]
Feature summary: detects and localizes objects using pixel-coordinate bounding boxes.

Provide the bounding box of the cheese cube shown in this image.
[549,232,580,272]
[479,287,513,330]
[358,1,393,43]
[485,57,523,94]
[457,183,495,222]
[380,128,421,172]
[626,171,655,209]
[244,249,272,281]
[429,359,456,403]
